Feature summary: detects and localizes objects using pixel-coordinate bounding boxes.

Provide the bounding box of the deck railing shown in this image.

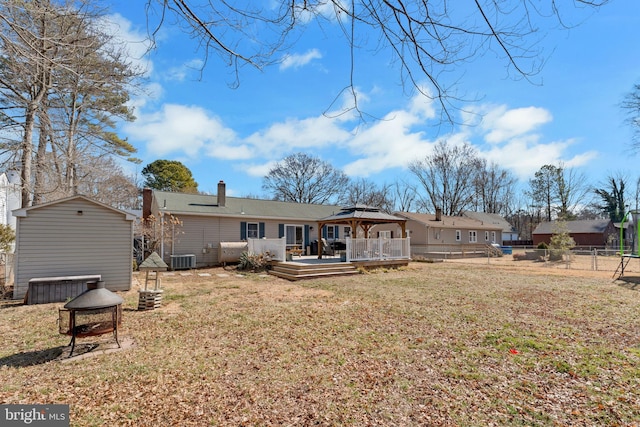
[345,237,411,262]
[247,238,286,261]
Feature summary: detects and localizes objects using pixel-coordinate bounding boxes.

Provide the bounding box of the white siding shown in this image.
[14,198,133,299]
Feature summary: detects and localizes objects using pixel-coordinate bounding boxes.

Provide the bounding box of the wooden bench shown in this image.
[27,274,101,305]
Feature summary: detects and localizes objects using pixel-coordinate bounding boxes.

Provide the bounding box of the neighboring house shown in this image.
[143,182,348,267]
[12,195,135,299]
[462,211,518,243]
[0,170,21,234]
[373,208,503,254]
[532,219,616,248]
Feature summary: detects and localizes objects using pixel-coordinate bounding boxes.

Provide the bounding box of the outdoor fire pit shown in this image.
[58,281,123,356]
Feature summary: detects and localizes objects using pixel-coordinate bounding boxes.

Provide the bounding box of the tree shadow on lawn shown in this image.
[0,344,98,367]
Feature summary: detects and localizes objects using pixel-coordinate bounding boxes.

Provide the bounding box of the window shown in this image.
[379,230,391,239]
[456,230,461,241]
[485,231,489,241]
[326,225,335,240]
[344,226,351,237]
[469,230,477,243]
[247,222,259,239]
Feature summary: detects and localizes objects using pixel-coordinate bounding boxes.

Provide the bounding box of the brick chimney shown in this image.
[435,207,442,221]
[217,180,226,207]
[142,188,152,220]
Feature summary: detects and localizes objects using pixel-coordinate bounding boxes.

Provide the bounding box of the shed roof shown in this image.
[532,219,613,235]
[150,190,342,221]
[13,194,136,220]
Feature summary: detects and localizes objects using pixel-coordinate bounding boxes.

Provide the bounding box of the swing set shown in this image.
[614,210,640,279]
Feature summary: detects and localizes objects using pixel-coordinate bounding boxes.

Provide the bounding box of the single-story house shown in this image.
[462,211,518,243]
[371,208,504,255]
[12,195,135,300]
[532,219,616,248]
[143,182,351,267]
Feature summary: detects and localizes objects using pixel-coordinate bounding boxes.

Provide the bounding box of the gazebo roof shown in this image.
[318,205,405,224]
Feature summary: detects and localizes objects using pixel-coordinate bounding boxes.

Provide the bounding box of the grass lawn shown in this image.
[1,261,639,426]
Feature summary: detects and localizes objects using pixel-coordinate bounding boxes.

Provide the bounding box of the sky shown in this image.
[106,1,640,203]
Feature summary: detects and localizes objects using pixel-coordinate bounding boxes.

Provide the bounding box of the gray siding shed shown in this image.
[12,196,134,299]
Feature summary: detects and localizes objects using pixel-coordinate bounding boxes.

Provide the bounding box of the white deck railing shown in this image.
[345,237,411,262]
[247,238,286,261]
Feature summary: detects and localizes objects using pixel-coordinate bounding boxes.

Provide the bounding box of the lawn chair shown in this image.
[321,238,335,257]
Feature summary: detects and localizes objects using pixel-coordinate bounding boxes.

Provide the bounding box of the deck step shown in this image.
[269,262,359,281]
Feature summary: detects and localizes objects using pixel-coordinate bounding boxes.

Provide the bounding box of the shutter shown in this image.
[240,222,247,240]
[304,225,310,247]
[279,224,285,238]
[335,226,339,238]
[259,222,265,238]
[322,226,327,239]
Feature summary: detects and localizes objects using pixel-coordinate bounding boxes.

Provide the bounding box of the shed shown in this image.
[12,195,134,300]
[532,219,616,248]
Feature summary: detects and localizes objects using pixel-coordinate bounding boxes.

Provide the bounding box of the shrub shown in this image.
[238,251,270,272]
[0,224,15,253]
[512,253,527,261]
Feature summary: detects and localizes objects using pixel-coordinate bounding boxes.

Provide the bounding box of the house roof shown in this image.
[395,211,502,230]
[462,211,515,233]
[150,190,343,221]
[532,219,613,235]
[13,194,136,221]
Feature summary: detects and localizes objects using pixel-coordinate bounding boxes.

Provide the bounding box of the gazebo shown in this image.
[316,205,407,259]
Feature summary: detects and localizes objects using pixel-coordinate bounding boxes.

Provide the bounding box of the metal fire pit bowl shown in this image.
[58,281,123,356]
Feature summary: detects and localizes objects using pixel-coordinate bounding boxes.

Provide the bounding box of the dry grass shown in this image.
[1,261,639,426]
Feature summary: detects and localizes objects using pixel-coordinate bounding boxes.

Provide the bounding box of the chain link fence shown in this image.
[508,248,640,275]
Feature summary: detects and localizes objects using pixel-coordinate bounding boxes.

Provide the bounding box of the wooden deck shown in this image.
[269,260,359,281]
[269,257,409,281]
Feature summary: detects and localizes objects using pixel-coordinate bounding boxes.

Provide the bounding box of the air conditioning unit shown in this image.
[170,254,196,270]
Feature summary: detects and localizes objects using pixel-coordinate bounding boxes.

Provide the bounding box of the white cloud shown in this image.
[166,59,205,82]
[241,161,278,178]
[279,49,322,71]
[125,92,597,187]
[102,13,153,76]
[482,106,552,143]
[244,115,351,157]
[124,104,242,158]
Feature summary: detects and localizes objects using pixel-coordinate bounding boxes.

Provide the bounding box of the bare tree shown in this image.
[340,178,393,212]
[0,0,140,207]
[527,164,559,221]
[262,152,349,204]
[147,0,606,121]
[623,83,640,149]
[528,163,591,221]
[555,163,591,220]
[472,160,516,216]
[408,141,483,216]
[390,179,418,212]
[76,156,140,210]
